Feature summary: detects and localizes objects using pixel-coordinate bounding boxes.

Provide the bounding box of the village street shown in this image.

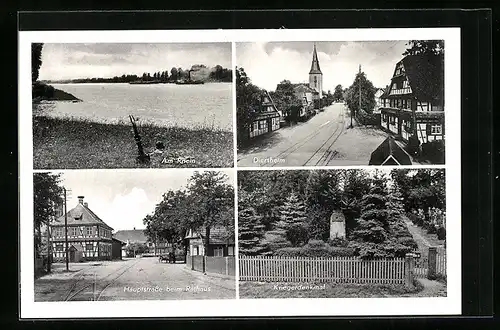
[34,257,236,301]
[237,103,391,167]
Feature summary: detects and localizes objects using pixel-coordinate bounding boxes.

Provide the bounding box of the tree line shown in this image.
[143,171,234,256]
[238,169,445,259]
[44,64,232,84]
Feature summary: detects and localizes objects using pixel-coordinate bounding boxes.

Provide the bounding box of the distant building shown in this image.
[50,196,114,262]
[113,228,170,257]
[380,54,445,144]
[184,225,235,257]
[248,90,281,139]
[293,83,317,117]
[374,88,387,113]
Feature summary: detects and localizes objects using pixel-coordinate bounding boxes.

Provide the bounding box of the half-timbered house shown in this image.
[50,196,114,262]
[248,90,281,139]
[293,83,317,118]
[380,54,445,144]
[184,225,235,257]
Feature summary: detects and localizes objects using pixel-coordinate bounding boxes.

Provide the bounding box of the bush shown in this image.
[327,237,349,247]
[32,82,55,99]
[397,236,418,250]
[286,225,310,247]
[426,225,437,234]
[356,109,380,126]
[421,140,445,164]
[437,226,446,240]
[274,243,356,258]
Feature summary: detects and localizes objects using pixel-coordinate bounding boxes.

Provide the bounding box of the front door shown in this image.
[69,249,76,262]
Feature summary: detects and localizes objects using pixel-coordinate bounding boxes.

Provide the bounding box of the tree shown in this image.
[305,170,342,240]
[333,84,344,102]
[403,40,444,56]
[32,43,44,82]
[238,190,268,256]
[170,67,178,81]
[341,169,372,235]
[271,80,303,124]
[186,171,234,257]
[280,192,308,246]
[33,173,63,259]
[345,71,376,115]
[235,67,263,146]
[125,242,148,257]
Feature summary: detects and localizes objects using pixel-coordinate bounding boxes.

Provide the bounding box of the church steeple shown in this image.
[309,43,322,74]
[309,43,323,100]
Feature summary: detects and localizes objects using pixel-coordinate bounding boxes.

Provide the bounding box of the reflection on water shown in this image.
[33,83,233,131]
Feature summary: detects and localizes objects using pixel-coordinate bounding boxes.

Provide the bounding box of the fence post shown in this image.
[404,253,415,289]
[191,255,194,271]
[428,247,437,279]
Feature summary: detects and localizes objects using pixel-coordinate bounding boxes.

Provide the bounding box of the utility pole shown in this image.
[64,188,69,271]
[358,64,362,120]
[46,219,51,273]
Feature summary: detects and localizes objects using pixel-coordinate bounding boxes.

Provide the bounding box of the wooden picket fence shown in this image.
[239,256,408,285]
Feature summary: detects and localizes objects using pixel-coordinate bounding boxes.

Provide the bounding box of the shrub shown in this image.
[426,225,437,234]
[421,140,445,164]
[286,224,310,247]
[274,243,356,258]
[327,237,349,247]
[356,109,380,126]
[307,239,326,248]
[437,226,446,240]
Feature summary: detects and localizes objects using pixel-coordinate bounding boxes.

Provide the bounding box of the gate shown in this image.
[411,246,446,279]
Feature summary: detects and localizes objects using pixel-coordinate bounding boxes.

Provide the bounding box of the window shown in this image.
[227,246,235,256]
[258,120,266,130]
[214,246,224,257]
[70,227,77,237]
[55,243,63,251]
[85,227,92,236]
[86,243,94,251]
[431,124,442,134]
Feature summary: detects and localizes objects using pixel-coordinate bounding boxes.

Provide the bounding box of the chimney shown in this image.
[83,202,88,208]
[78,196,84,204]
[133,227,136,230]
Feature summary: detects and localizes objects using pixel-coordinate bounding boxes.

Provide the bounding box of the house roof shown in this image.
[369,136,412,165]
[113,229,148,243]
[294,84,316,94]
[52,202,113,230]
[184,225,234,244]
[395,54,444,102]
[112,237,126,245]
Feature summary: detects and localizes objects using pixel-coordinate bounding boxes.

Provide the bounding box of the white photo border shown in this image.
[19,27,460,318]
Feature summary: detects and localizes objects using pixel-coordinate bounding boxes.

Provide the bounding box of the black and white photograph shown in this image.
[236,40,445,166]
[238,168,446,298]
[32,43,234,169]
[33,169,236,301]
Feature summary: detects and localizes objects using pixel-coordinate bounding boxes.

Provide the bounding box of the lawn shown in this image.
[33,116,234,169]
[239,281,423,299]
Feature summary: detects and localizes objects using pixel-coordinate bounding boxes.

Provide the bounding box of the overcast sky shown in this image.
[236,41,410,91]
[50,169,234,232]
[39,43,232,80]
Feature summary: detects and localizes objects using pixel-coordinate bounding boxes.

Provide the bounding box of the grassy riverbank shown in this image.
[33,116,233,169]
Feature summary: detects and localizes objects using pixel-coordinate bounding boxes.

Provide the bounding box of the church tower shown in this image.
[309,43,323,100]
